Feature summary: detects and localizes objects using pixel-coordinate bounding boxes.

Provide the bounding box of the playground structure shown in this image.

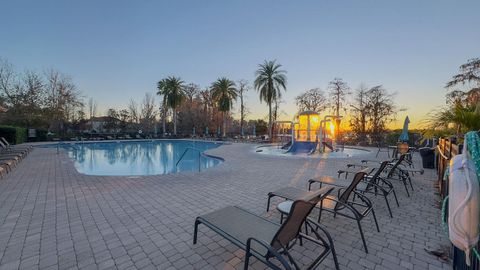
[273,111,342,155]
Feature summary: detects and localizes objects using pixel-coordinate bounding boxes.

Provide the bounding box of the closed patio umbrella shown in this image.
[252,125,256,137]
[399,116,410,142]
[205,126,208,136]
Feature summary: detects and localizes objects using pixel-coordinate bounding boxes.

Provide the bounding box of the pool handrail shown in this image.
[175,147,203,172]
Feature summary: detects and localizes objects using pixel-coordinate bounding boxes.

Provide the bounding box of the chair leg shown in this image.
[356,219,369,254]
[402,179,410,197]
[317,208,323,223]
[267,196,272,212]
[384,196,393,218]
[371,209,380,232]
[392,189,400,207]
[284,249,301,270]
[243,250,251,270]
[193,220,200,244]
[408,177,414,191]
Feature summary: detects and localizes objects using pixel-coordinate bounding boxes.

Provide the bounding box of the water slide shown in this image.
[286,141,317,154]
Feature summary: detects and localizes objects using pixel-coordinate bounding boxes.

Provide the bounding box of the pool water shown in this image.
[256,145,370,158]
[50,140,222,176]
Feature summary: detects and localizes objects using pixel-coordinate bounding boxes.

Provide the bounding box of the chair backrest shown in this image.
[365,161,389,190]
[337,170,368,205]
[0,137,8,146]
[270,187,333,251]
[0,140,7,149]
[387,154,405,177]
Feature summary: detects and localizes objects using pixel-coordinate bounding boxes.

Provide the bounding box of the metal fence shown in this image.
[437,137,479,269]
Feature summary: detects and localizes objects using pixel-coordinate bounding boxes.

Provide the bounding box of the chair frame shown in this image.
[312,161,400,218]
[313,171,380,253]
[347,154,415,196]
[194,188,339,270]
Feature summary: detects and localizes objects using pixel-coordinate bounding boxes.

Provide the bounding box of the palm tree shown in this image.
[156,79,168,136]
[430,105,480,134]
[254,60,287,140]
[211,78,238,137]
[156,76,185,135]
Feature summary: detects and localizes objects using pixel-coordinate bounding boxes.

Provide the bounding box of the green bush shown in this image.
[0,125,28,145]
[26,129,48,142]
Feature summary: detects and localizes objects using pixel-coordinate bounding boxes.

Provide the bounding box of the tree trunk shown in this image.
[268,102,272,141]
[162,108,166,136]
[222,111,226,137]
[240,101,244,137]
[173,108,177,135]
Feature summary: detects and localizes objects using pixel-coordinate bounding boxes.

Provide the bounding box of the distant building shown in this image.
[87,116,121,133]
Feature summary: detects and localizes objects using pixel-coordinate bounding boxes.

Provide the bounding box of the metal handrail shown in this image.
[175,147,203,172]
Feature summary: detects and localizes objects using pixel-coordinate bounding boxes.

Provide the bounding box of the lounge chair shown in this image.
[346,154,416,196]
[375,142,390,158]
[275,171,379,254]
[0,137,33,152]
[308,161,400,218]
[194,186,339,270]
[0,141,29,158]
[0,150,24,161]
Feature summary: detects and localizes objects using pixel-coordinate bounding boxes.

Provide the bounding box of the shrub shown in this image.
[0,125,28,144]
[26,129,48,142]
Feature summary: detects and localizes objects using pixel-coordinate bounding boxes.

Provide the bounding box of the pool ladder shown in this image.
[176,147,203,172]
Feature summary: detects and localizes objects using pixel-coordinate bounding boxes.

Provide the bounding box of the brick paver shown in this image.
[0,142,451,269]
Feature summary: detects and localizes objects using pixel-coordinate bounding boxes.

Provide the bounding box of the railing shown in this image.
[175,147,203,172]
[437,137,479,270]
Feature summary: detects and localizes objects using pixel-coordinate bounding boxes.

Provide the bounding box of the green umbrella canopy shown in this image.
[399,116,410,142]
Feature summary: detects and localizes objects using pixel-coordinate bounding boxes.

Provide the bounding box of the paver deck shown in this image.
[0,142,451,269]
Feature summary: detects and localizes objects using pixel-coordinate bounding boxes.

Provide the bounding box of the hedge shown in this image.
[0,125,27,145]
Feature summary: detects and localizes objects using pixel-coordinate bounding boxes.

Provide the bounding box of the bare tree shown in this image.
[88,97,97,119]
[0,58,17,106]
[184,83,200,103]
[182,83,200,132]
[44,69,83,132]
[128,99,139,125]
[328,78,350,116]
[295,88,327,113]
[140,93,157,134]
[237,80,250,136]
[349,83,369,143]
[365,86,397,144]
[105,108,119,132]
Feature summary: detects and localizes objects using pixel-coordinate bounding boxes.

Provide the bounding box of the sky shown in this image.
[1,0,479,129]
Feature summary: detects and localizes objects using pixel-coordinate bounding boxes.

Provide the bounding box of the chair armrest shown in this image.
[246,237,291,269]
[323,195,362,219]
[377,176,394,188]
[351,190,373,208]
[304,218,336,246]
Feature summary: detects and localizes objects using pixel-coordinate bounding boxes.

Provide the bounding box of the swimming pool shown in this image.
[256,145,371,158]
[47,140,223,176]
